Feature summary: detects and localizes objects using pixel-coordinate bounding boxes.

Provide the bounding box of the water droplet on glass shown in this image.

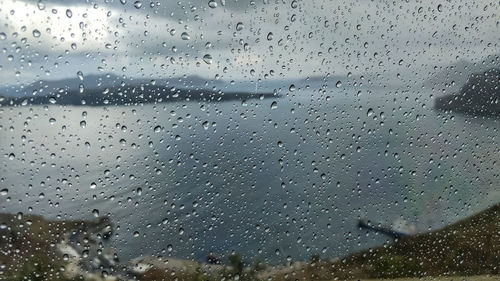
[66,9,72,18]
[181,32,190,40]
[236,22,244,31]
[203,54,213,64]
[134,1,142,9]
[267,32,274,40]
[37,1,46,10]
[80,120,87,128]
[154,125,161,132]
[270,101,278,109]
[367,108,374,117]
[32,29,41,38]
[208,0,217,8]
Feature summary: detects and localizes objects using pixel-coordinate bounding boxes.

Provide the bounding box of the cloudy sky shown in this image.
[0,0,498,85]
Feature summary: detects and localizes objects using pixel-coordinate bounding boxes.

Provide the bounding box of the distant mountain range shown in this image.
[434,68,500,116]
[0,74,278,106]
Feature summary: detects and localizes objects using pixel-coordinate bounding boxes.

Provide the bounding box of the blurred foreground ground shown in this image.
[358,276,500,281]
[2,204,500,281]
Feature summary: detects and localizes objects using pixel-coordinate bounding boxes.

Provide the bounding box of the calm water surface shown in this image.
[1,86,499,263]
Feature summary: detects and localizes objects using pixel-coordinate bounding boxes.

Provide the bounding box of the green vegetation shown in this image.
[269,203,500,280]
[0,213,86,281]
[3,203,500,280]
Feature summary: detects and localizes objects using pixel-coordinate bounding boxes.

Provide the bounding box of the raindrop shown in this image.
[181,32,190,40]
[367,108,374,117]
[66,9,72,18]
[37,1,46,10]
[154,125,161,132]
[203,54,213,64]
[32,29,41,38]
[270,101,278,109]
[80,120,87,128]
[208,0,217,8]
[236,22,244,31]
[134,1,142,9]
[267,32,274,40]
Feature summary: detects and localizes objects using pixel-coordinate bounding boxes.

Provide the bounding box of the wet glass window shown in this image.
[0,1,499,280]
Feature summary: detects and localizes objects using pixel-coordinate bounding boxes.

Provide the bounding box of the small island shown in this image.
[0,75,278,107]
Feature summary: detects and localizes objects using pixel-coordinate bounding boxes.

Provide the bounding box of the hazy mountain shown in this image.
[435,68,500,116]
[425,53,500,97]
[0,75,277,107]
[0,74,229,98]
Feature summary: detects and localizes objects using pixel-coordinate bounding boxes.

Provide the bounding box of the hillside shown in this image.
[434,68,500,116]
[3,203,500,280]
[266,203,500,280]
[425,53,499,97]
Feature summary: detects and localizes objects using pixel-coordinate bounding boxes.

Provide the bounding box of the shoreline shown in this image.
[2,203,500,280]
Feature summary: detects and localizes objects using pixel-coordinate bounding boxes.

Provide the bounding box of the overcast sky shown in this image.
[0,0,498,85]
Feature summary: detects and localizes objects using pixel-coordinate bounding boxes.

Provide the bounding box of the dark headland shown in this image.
[435,68,500,116]
[0,75,278,107]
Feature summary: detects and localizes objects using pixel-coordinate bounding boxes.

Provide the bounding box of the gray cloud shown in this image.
[0,0,498,85]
